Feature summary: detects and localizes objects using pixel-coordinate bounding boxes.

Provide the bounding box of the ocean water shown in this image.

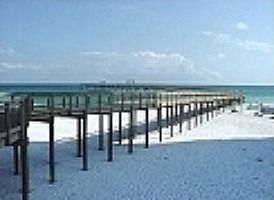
[0,84,273,104]
[205,86,274,104]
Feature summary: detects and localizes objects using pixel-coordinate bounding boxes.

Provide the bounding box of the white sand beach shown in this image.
[1,106,274,200]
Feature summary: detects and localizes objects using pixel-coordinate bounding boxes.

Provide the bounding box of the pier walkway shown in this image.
[0,84,243,200]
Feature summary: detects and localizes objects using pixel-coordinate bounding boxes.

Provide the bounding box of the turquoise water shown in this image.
[0,84,273,104]
[205,86,274,104]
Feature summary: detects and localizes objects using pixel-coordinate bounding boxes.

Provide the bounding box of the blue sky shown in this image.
[0,0,273,84]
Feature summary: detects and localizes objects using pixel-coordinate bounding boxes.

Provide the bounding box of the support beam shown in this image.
[62,97,66,109]
[47,98,50,110]
[199,102,203,125]
[194,102,198,127]
[20,99,29,200]
[175,95,179,123]
[179,104,183,133]
[158,104,162,142]
[76,96,80,108]
[13,145,19,175]
[132,110,137,138]
[211,102,214,119]
[49,97,55,183]
[76,118,82,157]
[170,105,174,137]
[118,111,122,145]
[206,102,210,121]
[69,95,72,114]
[107,107,113,162]
[187,104,191,130]
[166,94,169,128]
[215,100,219,117]
[98,94,104,151]
[82,96,88,171]
[139,91,142,109]
[98,114,104,150]
[118,91,124,145]
[145,108,149,148]
[128,105,133,154]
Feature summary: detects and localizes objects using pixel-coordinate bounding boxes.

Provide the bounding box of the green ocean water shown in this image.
[0,84,273,104]
[205,85,274,104]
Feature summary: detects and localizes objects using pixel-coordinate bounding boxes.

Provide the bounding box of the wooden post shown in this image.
[13,145,19,175]
[194,102,198,127]
[121,90,124,111]
[206,102,210,121]
[6,102,19,176]
[215,100,219,116]
[98,94,104,151]
[199,102,203,125]
[179,104,183,133]
[47,98,50,110]
[118,111,122,145]
[187,104,191,130]
[145,107,149,148]
[76,117,82,157]
[31,98,34,112]
[139,91,142,109]
[69,95,72,114]
[175,94,178,123]
[118,91,124,145]
[76,96,79,108]
[20,99,29,200]
[49,96,55,183]
[158,94,162,142]
[128,105,133,154]
[62,97,66,109]
[107,104,113,162]
[170,104,174,137]
[166,94,169,128]
[211,101,214,119]
[4,103,10,145]
[132,109,137,138]
[82,95,88,170]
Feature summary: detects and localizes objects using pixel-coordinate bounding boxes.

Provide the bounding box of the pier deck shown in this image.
[0,84,243,200]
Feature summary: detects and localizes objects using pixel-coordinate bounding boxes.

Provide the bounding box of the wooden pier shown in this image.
[0,84,243,200]
[0,97,30,200]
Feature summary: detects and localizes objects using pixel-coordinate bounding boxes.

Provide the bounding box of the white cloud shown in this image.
[201,31,232,46]
[80,51,220,81]
[0,62,24,69]
[81,51,102,56]
[130,51,197,74]
[200,67,221,80]
[206,53,226,61]
[1,51,221,83]
[0,62,41,70]
[217,53,225,58]
[201,31,273,53]
[216,33,232,43]
[237,40,273,52]
[201,31,213,36]
[0,47,16,55]
[235,22,249,30]
[81,51,118,56]
[201,31,232,43]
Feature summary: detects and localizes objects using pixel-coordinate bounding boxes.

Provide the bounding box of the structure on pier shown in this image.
[0,84,243,200]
